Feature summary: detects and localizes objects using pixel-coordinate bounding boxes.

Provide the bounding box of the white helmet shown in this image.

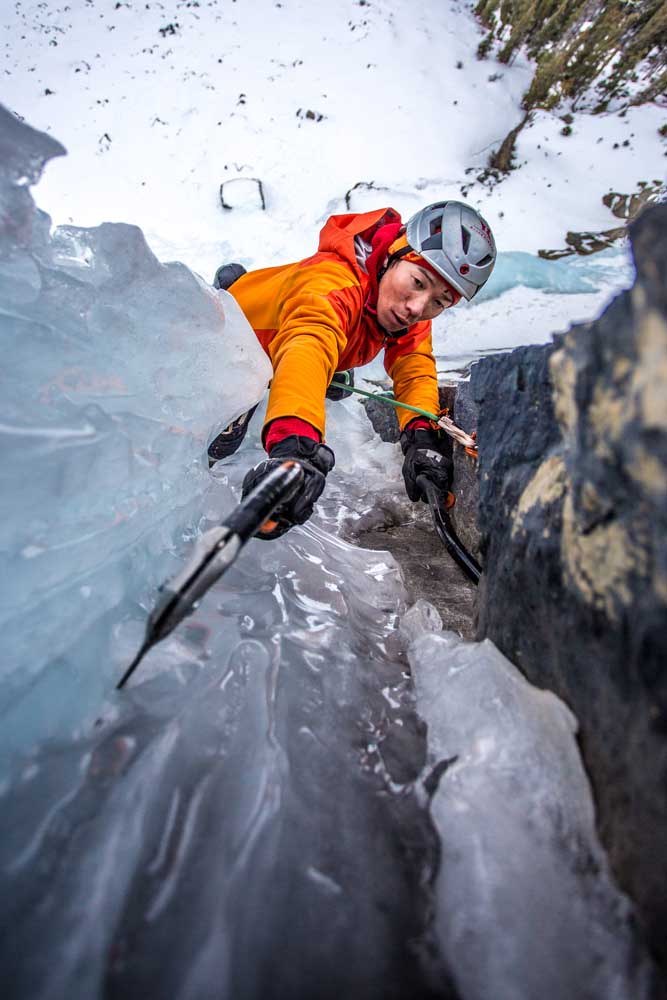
[404,201,496,300]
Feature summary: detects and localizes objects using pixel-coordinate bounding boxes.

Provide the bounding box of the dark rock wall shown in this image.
[472,204,667,978]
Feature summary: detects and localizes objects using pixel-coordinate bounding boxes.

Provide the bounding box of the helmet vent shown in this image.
[405,201,496,301]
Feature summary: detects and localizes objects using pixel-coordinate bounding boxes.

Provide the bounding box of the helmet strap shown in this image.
[381,244,411,276]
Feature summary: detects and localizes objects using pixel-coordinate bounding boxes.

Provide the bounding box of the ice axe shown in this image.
[329,380,481,583]
[416,473,481,585]
[116,461,304,689]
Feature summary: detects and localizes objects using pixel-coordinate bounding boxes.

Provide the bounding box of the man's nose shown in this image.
[405,291,427,319]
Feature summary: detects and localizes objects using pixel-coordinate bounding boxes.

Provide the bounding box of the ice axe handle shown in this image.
[226,461,304,541]
[116,462,305,690]
[416,474,481,585]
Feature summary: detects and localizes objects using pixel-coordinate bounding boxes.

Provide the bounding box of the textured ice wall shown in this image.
[0,105,271,766]
[402,602,652,1000]
[0,107,442,1000]
[2,518,438,1000]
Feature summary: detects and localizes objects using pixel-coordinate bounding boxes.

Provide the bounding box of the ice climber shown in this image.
[208,200,497,538]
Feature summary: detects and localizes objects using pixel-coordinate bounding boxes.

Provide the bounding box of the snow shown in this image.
[1,0,662,996]
[6,0,662,270]
[432,282,630,376]
[2,0,528,267]
[498,104,666,252]
[4,0,658,346]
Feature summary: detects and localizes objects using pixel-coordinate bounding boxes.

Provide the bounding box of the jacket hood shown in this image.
[317,207,401,270]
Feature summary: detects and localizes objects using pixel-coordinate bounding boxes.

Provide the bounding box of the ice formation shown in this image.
[478,246,634,303]
[403,602,651,1000]
[1,105,272,766]
[0,105,437,1000]
[0,106,653,999]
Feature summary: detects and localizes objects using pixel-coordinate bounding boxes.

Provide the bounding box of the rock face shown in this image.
[472,204,667,981]
[446,381,482,560]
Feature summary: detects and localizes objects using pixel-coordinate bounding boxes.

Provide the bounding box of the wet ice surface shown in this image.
[4,512,440,1000]
[1,107,653,999]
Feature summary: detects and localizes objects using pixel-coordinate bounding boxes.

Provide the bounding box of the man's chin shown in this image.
[378,310,403,334]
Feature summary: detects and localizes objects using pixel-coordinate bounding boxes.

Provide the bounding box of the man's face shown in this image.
[376,260,457,333]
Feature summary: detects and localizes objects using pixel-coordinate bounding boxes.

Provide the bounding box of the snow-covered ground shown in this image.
[5,0,663,272]
[1,2,663,997]
[5,0,661,379]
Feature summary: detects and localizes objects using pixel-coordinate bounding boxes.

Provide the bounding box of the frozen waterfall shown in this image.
[0,106,651,1000]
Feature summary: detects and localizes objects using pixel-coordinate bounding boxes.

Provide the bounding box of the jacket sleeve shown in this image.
[263,264,359,438]
[384,322,440,429]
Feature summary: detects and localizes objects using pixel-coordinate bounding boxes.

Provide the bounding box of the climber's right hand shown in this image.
[241,435,335,540]
[400,420,453,504]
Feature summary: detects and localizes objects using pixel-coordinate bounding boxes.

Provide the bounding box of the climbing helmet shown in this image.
[402,201,496,301]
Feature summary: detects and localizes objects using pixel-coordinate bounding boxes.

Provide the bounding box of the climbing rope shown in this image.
[328,380,477,453]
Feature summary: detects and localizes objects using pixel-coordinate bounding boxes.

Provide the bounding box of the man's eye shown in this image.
[414,276,423,288]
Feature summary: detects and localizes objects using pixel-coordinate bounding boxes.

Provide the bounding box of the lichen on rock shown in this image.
[511,453,567,538]
[561,492,648,621]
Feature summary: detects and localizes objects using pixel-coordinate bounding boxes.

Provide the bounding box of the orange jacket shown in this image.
[229,207,440,439]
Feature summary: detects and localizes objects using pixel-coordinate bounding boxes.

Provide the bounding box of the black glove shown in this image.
[326,369,355,401]
[241,435,335,540]
[400,423,453,503]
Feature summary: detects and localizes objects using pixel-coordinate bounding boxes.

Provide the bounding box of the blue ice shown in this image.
[477,246,634,303]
